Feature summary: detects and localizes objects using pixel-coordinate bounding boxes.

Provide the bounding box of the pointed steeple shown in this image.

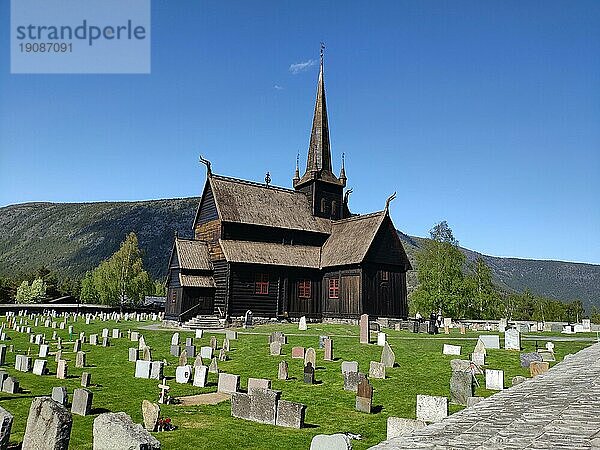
[339,152,347,186]
[292,152,300,185]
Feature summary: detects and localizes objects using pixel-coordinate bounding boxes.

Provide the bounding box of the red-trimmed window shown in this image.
[328,278,339,299]
[255,273,269,295]
[381,271,389,281]
[298,280,312,298]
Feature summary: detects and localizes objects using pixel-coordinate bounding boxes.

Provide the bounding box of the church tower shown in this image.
[293,44,346,220]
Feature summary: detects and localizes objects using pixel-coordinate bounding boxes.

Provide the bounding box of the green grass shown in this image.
[0,318,595,449]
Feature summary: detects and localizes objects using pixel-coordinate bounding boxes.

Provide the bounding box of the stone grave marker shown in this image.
[225,330,237,340]
[158,378,170,404]
[193,365,208,387]
[250,388,280,425]
[276,400,305,428]
[369,361,385,379]
[128,348,139,362]
[2,377,18,394]
[178,349,188,366]
[450,371,474,405]
[520,352,542,368]
[93,412,160,450]
[193,354,203,368]
[218,348,227,361]
[304,347,316,368]
[310,434,352,450]
[208,357,219,373]
[318,335,328,349]
[298,316,307,331]
[381,342,395,368]
[32,359,47,376]
[341,361,359,374]
[303,362,315,384]
[243,310,253,328]
[223,337,230,352]
[138,335,146,351]
[356,378,373,413]
[200,346,213,360]
[291,347,305,359]
[478,335,500,349]
[112,329,120,339]
[149,361,164,380]
[231,392,251,419]
[530,361,550,377]
[416,394,448,423]
[504,328,521,350]
[512,375,527,386]
[142,400,160,432]
[278,361,288,380]
[485,369,504,390]
[57,360,68,379]
[210,336,218,350]
[443,344,461,355]
[248,378,271,394]
[171,332,179,346]
[51,386,68,406]
[473,339,487,355]
[270,341,282,356]
[22,397,72,450]
[75,351,86,368]
[71,388,93,416]
[89,334,98,346]
[546,341,555,352]
[269,331,287,344]
[217,373,240,394]
[360,314,370,344]
[130,331,139,342]
[135,360,151,379]
[102,337,109,347]
[472,352,485,366]
[377,332,386,346]
[39,344,49,358]
[195,329,203,339]
[175,365,192,384]
[324,338,333,361]
[344,371,365,392]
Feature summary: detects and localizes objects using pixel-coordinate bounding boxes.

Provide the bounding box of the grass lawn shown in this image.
[0,317,595,449]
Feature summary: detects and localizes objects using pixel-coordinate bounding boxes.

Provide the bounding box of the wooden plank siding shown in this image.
[212,260,228,316]
[362,265,408,318]
[283,270,321,318]
[322,268,362,317]
[228,264,279,317]
[222,222,327,247]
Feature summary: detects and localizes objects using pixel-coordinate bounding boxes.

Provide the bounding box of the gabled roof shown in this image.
[220,239,321,269]
[209,175,331,234]
[320,211,386,267]
[174,238,212,270]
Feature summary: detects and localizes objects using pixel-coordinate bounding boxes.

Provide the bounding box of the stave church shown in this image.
[164,50,411,326]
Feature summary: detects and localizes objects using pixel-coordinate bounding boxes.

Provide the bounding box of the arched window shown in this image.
[331,200,338,217]
[320,198,326,213]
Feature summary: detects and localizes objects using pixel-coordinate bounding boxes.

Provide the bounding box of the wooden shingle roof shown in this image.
[320,211,386,267]
[210,175,331,234]
[179,273,215,288]
[220,240,321,269]
[175,238,212,270]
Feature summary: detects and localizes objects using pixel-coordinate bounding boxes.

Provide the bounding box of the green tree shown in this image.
[0,277,17,303]
[79,232,154,309]
[16,277,46,303]
[411,221,466,318]
[463,257,500,319]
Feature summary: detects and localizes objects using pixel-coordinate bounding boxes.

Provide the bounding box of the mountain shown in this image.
[1,199,598,310]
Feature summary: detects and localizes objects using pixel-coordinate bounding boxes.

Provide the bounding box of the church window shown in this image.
[331,200,338,217]
[298,280,312,298]
[255,273,269,295]
[320,198,326,213]
[328,278,339,299]
[381,271,389,281]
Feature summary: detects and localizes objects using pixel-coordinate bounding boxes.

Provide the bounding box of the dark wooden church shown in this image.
[164,52,411,325]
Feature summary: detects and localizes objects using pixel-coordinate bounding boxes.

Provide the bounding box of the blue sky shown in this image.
[1,1,599,264]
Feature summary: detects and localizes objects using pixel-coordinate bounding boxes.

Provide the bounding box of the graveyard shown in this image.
[0,312,595,449]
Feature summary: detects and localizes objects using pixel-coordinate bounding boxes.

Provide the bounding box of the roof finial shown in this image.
[320,42,325,67]
[199,155,212,177]
[265,171,271,187]
[385,192,397,214]
[343,188,353,205]
[339,152,347,186]
[293,151,300,186]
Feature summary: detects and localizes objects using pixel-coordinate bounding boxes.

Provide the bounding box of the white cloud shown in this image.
[273,84,284,90]
[289,59,317,74]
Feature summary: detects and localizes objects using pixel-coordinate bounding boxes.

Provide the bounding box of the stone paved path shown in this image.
[371,342,600,449]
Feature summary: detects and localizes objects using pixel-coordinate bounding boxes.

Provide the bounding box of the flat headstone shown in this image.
[485,369,504,390]
[22,397,72,450]
[530,361,550,377]
[33,359,47,376]
[356,378,373,413]
[57,360,68,379]
[304,347,316,368]
[231,392,251,420]
[200,346,213,360]
[270,341,282,356]
[520,352,543,368]
[377,332,386,346]
[135,360,151,379]
[369,361,385,379]
[193,365,208,387]
[443,344,461,355]
[450,371,474,405]
[141,400,160,432]
[381,342,395,368]
[341,361,359,374]
[217,373,240,394]
[479,335,500,349]
[81,372,91,387]
[310,434,352,450]
[303,362,315,384]
[472,351,485,366]
[298,316,307,331]
[538,350,556,362]
[149,361,164,380]
[208,357,219,373]
[505,328,521,350]
[276,400,305,428]
[324,338,334,361]
[249,388,280,424]
[387,417,426,440]
[93,412,160,450]
[360,314,370,344]
[51,386,68,406]
[344,371,365,392]
[75,351,86,368]
[291,347,305,359]
[171,332,179,346]
[278,360,288,380]
[175,365,192,384]
[128,348,138,362]
[247,377,271,394]
[416,394,448,423]
[169,345,180,357]
[71,388,92,416]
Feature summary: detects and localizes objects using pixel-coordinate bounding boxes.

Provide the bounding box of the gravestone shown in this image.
[249,388,280,424]
[530,361,550,377]
[142,400,160,432]
[73,340,81,353]
[193,365,208,387]
[360,314,370,344]
[170,345,180,357]
[81,372,91,388]
[111,329,120,339]
[51,386,68,406]
[303,362,315,384]
[248,378,271,394]
[223,338,230,352]
[179,349,188,367]
[89,334,98,345]
[231,392,251,419]
[520,352,542,368]
[473,339,487,355]
[387,417,426,440]
[128,348,138,362]
[102,337,109,347]
[33,359,47,376]
[504,328,521,350]
[175,365,192,384]
[135,360,151,379]
[0,346,5,365]
[381,342,395,368]
[193,354,203,368]
[226,330,237,340]
[538,350,556,362]
[130,331,139,342]
[185,345,196,358]
[472,352,485,366]
[344,371,365,392]
[278,360,289,380]
[291,347,305,359]
[208,357,219,373]
[210,336,218,350]
[171,332,179,346]
[1,377,18,394]
[39,344,49,358]
[218,348,227,361]
[355,378,373,413]
[200,346,213,360]
[195,329,203,339]
[342,361,359,374]
[276,400,306,428]
[416,394,448,423]
[546,341,555,352]
[324,339,334,361]
[318,335,329,349]
[377,332,386,346]
[150,361,164,380]
[185,337,193,347]
[485,369,504,390]
[22,397,72,450]
[270,341,282,356]
[310,434,352,450]
[57,360,68,379]
[93,412,160,450]
[269,331,287,345]
[369,361,385,379]
[75,351,86,368]
[243,310,253,328]
[71,388,92,416]
[479,335,500,349]
[138,336,146,351]
[217,373,240,394]
[443,344,461,355]
[304,347,316,368]
[298,316,307,331]
[450,371,474,405]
